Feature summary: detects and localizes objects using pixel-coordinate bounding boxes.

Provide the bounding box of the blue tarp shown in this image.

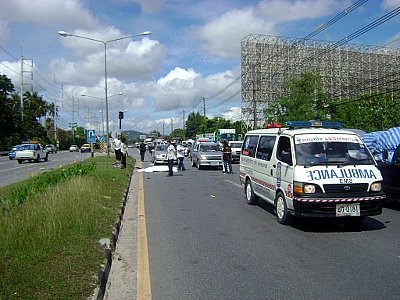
[363,127,400,162]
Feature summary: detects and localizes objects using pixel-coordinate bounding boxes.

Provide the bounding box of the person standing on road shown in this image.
[222,140,233,174]
[120,135,128,169]
[139,140,146,162]
[166,140,176,177]
[113,134,122,166]
[176,140,186,171]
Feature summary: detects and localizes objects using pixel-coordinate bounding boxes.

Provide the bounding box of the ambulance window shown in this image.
[242,135,259,157]
[256,135,276,161]
[277,136,293,165]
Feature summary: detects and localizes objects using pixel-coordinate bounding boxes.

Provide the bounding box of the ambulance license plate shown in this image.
[336,203,360,217]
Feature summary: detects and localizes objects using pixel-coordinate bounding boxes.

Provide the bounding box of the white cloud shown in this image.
[256,0,344,22]
[221,106,241,122]
[131,0,166,13]
[193,8,276,58]
[381,0,400,10]
[0,0,97,28]
[50,34,164,86]
[0,21,9,45]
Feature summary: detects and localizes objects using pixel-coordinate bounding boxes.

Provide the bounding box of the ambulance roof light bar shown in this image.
[285,121,343,129]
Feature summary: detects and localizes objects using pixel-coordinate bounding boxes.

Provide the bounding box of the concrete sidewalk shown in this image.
[103,162,140,300]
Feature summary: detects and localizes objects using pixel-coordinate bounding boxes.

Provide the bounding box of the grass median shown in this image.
[0,156,135,300]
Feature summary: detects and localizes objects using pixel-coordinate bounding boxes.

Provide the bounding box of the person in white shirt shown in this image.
[112,134,122,166]
[176,140,186,171]
[120,135,128,169]
[166,140,176,177]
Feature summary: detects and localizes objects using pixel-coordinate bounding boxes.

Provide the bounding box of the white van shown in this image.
[239,121,386,225]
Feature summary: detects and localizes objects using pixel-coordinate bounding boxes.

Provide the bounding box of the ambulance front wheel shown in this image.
[245,180,259,205]
[275,191,293,225]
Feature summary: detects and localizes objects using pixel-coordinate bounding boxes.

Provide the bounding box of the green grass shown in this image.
[0,156,135,300]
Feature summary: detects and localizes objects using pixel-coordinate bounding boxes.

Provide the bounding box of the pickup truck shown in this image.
[15,142,49,164]
[378,145,400,200]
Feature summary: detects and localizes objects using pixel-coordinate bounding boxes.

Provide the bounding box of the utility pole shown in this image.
[202,97,206,119]
[202,97,207,133]
[20,49,33,120]
[182,109,185,131]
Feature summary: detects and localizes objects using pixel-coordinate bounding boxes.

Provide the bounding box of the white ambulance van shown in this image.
[239,121,386,225]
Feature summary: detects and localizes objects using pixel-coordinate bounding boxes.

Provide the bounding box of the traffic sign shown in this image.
[87,130,96,143]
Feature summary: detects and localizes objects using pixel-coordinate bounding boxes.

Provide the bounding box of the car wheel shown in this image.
[275,191,292,225]
[245,180,258,205]
[17,159,22,164]
[197,160,202,170]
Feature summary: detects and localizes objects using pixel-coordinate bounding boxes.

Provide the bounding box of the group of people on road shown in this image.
[165,140,186,176]
[112,133,128,169]
[136,138,234,176]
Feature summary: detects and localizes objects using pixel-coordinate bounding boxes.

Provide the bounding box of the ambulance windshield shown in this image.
[295,137,374,166]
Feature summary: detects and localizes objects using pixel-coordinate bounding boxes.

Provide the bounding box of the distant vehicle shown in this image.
[69,145,79,152]
[80,144,91,153]
[184,141,192,157]
[229,140,243,163]
[45,144,57,153]
[15,142,48,164]
[8,145,19,160]
[191,142,223,170]
[188,138,212,158]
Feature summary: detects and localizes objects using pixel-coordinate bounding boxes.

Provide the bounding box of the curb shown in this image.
[91,170,133,300]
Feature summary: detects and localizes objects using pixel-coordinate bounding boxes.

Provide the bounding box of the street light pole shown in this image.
[58,30,151,156]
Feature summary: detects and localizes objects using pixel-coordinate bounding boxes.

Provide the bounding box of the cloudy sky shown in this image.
[1,0,400,135]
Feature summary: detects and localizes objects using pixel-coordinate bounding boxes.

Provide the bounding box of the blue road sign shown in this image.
[87,130,96,143]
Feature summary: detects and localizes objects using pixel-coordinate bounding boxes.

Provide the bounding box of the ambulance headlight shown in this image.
[370,182,382,192]
[294,182,316,194]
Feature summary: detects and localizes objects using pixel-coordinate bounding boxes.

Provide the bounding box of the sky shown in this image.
[1,0,400,136]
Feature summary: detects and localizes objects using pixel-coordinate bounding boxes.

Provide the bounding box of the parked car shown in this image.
[80,144,91,153]
[45,144,57,153]
[15,142,48,164]
[229,140,243,163]
[69,145,79,152]
[191,142,223,170]
[378,144,400,200]
[8,145,19,160]
[362,127,400,200]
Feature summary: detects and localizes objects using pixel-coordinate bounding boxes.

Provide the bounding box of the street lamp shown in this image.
[81,92,123,137]
[59,30,151,156]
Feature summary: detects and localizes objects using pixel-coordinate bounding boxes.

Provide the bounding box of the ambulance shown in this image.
[239,121,386,225]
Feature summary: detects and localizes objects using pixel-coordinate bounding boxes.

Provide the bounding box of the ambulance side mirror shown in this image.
[281,150,293,166]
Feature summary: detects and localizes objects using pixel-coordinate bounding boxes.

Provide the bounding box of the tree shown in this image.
[0,74,18,149]
[185,112,206,138]
[169,128,186,140]
[330,93,400,131]
[264,72,329,124]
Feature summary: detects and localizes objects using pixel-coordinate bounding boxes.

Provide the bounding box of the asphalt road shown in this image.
[0,150,96,188]
[138,152,400,300]
[3,150,399,299]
